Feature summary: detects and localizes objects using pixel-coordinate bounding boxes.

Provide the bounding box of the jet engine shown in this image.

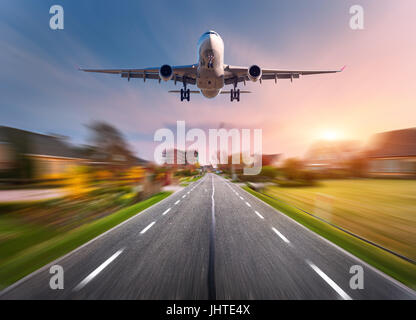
[248,65,262,82]
[159,64,173,81]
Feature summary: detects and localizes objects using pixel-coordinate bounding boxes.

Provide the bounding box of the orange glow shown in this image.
[320,130,341,141]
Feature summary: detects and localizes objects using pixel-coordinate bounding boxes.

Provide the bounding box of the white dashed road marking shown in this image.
[73,249,124,291]
[272,227,290,244]
[174,200,180,205]
[245,202,251,207]
[162,208,171,216]
[307,260,352,300]
[255,211,265,219]
[140,221,156,234]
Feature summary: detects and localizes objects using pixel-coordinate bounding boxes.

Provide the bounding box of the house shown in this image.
[366,128,416,177]
[0,141,14,170]
[162,148,198,168]
[0,126,86,179]
[262,154,281,167]
[304,140,362,171]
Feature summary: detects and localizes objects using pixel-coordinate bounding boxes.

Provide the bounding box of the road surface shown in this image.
[1,173,415,299]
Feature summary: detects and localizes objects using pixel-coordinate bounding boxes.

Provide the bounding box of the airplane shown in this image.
[80,30,344,102]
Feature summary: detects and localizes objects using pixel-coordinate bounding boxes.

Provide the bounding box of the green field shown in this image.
[0,192,171,289]
[264,179,416,261]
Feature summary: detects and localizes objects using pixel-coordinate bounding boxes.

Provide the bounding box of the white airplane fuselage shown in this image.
[81,30,342,102]
[196,31,225,98]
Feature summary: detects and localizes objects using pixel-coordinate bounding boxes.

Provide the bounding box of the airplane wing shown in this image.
[224,65,345,85]
[80,64,198,85]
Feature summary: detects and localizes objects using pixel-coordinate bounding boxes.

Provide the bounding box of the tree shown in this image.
[86,122,134,167]
[282,158,303,180]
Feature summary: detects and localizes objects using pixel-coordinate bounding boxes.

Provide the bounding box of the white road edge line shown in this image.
[272,227,290,244]
[73,249,124,291]
[140,221,156,234]
[307,260,352,300]
[174,200,180,205]
[255,211,265,219]
[162,208,171,216]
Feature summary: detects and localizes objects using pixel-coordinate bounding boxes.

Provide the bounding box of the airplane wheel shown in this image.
[230,89,234,102]
[180,89,184,101]
[187,89,190,101]
[236,89,240,102]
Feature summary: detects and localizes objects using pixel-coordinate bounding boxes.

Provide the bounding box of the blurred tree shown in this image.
[347,157,368,177]
[282,158,303,180]
[86,122,134,167]
[260,166,279,180]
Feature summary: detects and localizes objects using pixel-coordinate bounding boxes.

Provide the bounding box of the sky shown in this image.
[1,0,415,162]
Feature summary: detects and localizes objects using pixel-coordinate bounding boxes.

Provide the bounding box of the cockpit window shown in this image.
[203,31,218,36]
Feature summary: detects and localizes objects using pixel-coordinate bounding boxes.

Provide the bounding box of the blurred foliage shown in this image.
[174,169,197,177]
[259,166,279,179]
[281,158,304,180]
[124,166,145,181]
[65,165,94,198]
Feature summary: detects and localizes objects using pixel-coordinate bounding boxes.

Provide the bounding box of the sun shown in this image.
[321,130,339,141]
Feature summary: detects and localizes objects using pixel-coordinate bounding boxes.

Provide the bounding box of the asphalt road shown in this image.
[1,173,415,299]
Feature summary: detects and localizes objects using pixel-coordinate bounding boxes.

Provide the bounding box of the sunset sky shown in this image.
[1,0,415,161]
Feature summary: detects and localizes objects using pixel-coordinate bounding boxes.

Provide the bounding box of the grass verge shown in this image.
[0,191,172,289]
[243,186,416,290]
[179,175,203,187]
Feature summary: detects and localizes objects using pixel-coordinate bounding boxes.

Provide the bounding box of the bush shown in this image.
[281,158,303,180]
[298,170,316,183]
[237,174,270,182]
[115,192,137,206]
[260,166,279,180]
[174,169,195,177]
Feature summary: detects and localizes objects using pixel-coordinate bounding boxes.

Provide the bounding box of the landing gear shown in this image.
[230,88,240,102]
[180,88,190,101]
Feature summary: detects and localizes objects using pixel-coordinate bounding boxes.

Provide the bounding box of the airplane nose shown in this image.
[207,34,217,48]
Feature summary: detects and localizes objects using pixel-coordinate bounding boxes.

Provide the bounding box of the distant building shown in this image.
[366,128,416,177]
[262,154,281,167]
[304,140,362,171]
[0,141,14,170]
[162,148,198,168]
[0,126,149,180]
[0,126,86,179]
